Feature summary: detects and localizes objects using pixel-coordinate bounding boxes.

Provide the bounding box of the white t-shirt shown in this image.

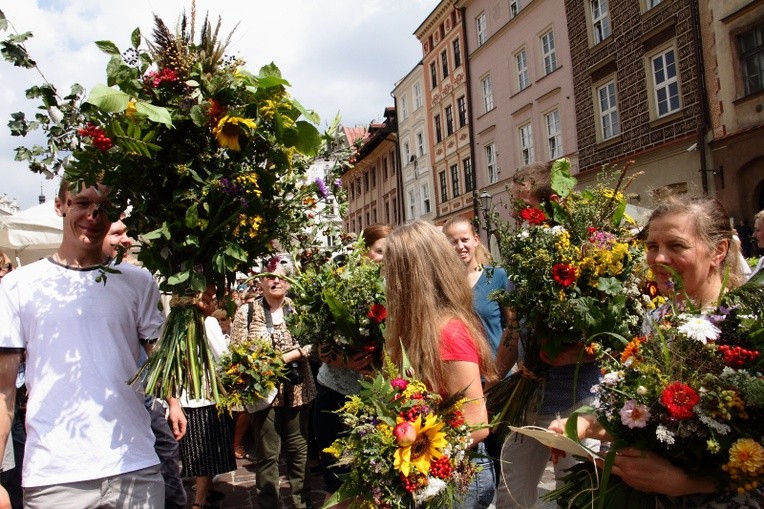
[0,258,163,487]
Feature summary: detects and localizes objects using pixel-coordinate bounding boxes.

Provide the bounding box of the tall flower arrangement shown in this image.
[486,159,649,434]
[3,11,323,399]
[323,357,482,508]
[546,277,764,508]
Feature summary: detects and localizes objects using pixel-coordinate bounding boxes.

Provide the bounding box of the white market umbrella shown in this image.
[0,201,62,266]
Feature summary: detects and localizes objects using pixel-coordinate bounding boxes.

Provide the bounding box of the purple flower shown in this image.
[315,178,329,199]
[619,400,651,429]
[220,177,241,196]
[333,178,343,190]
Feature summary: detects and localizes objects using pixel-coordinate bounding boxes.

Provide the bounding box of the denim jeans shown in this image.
[455,441,496,509]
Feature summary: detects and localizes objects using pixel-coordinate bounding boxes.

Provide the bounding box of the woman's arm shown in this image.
[608,449,716,497]
[442,360,490,445]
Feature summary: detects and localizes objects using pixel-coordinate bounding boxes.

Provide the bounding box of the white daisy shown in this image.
[677,314,720,344]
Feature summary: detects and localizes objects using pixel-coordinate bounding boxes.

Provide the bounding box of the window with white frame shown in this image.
[441,50,449,79]
[476,13,487,46]
[739,25,764,96]
[519,123,534,165]
[591,0,611,44]
[400,95,408,121]
[403,141,411,164]
[463,157,474,193]
[545,109,562,159]
[647,0,662,8]
[481,75,494,112]
[457,96,468,128]
[416,131,425,156]
[541,30,557,75]
[516,49,529,90]
[451,164,461,197]
[597,79,620,140]
[408,189,416,219]
[439,171,448,202]
[651,47,680,117]
[510,0,522,18]
[453,37,462,68]
[414,82,423,110]
[422,183,431,214]
[485,144,498,184]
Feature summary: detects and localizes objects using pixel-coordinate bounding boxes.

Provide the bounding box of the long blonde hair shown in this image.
[383,221,496,392]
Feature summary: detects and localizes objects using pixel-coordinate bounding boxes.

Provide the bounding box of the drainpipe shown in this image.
[389,95,405,225]
[457,4,479,216]
[689,0,710,194]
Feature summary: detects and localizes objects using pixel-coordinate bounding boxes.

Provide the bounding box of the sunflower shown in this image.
[213,115,257,151]
[393,414,448,477]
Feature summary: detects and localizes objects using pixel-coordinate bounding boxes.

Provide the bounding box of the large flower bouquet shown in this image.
[3,11,323,399]
[322,358,482,508]
[216,336,285,413]
[487,159,649,434]
[288,238,386,364]
[546,276,764,508]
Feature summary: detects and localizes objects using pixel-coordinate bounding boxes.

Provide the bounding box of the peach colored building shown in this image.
[457,0,578,231]
[393,63,437,222]
[415,1,475,225]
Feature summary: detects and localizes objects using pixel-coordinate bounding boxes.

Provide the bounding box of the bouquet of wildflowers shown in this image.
[3,10,323,400]
[288,238,386,364]
[323,357,482,508]
[216,336,285,413]
[486,159,649,433]
[546,276,764,508]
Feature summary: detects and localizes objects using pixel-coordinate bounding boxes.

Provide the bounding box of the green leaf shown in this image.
[86,84,129,112]
[224,243,248,263]
[130,28,141,49]
[291,121,321,157]
[1,33,36,68]
[95,40,121,55]
[596,277,622,295]
[167,271,190,286]
[550,158,576,198]
[189,104,207,127]
[292,99,320,124]
[141,228,164,241]
[184,204,199,228]
[135,101,173,126]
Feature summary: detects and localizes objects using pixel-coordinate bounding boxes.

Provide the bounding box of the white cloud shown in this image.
[1,0,434,208]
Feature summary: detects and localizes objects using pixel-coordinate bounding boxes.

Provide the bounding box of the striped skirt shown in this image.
[179,405,237,477]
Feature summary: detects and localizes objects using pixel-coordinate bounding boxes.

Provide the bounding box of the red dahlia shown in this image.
[520,207,547,225]
[552,263,577,287]
[368,303,387,323]
[660,381,699,420]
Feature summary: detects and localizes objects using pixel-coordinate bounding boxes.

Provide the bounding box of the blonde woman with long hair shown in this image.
[384,220,497,509]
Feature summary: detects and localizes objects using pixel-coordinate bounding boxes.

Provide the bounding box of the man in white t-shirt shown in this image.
[0,182,165,509]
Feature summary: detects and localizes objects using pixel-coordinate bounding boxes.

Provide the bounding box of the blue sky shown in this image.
[1,0,436,209]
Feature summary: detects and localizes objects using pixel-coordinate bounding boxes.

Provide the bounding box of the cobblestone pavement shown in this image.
[183,457,558,509]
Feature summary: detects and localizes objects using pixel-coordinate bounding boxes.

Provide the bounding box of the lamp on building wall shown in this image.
[700,166,724,189]
[479,190,493,251]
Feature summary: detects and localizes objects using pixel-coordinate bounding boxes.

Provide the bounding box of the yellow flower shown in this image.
[213,115,257,151]
[323,443,343,459]
[728,439,764,474]
[126,99,137,118]
[403,381,428,399]
[393,414,448,477]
